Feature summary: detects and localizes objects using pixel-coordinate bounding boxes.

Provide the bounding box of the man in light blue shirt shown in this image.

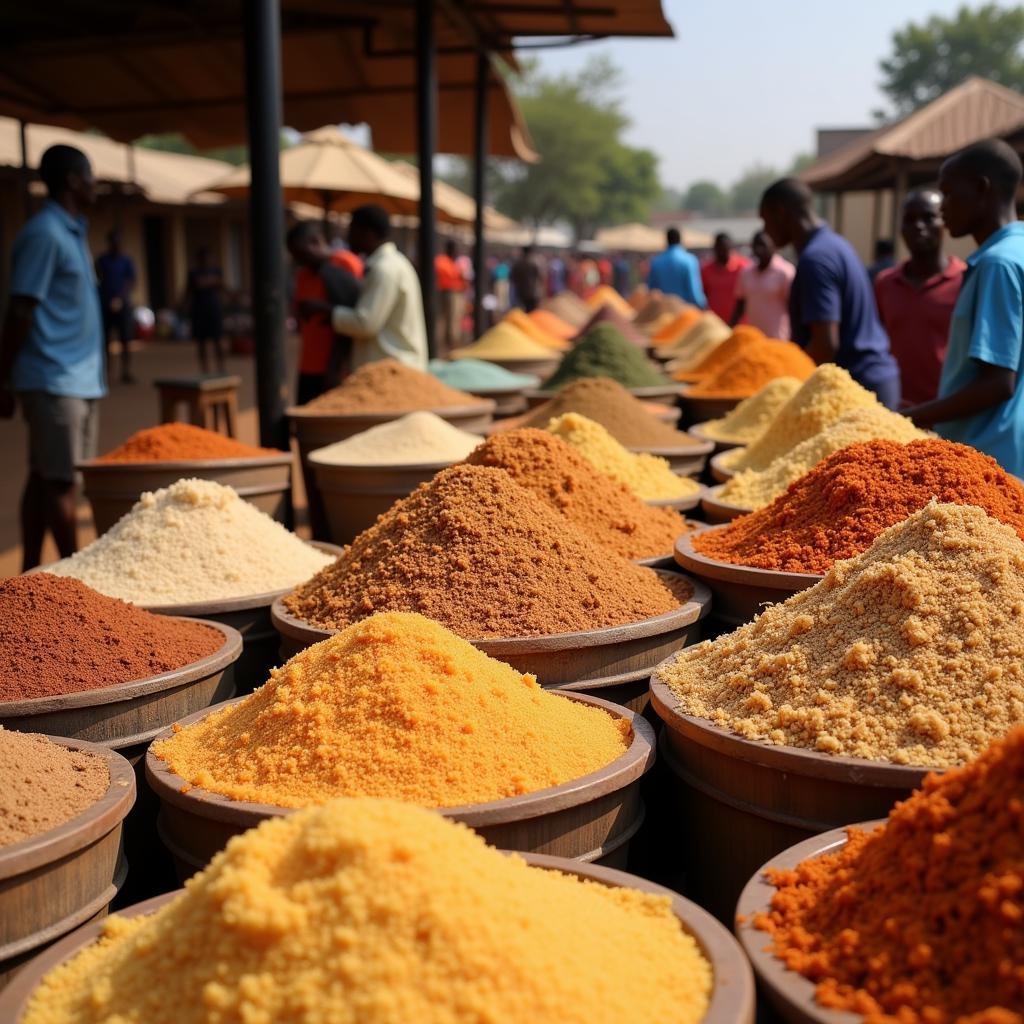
[0,144,104,569]
[647,228,707,307]
[908,139,1024,477]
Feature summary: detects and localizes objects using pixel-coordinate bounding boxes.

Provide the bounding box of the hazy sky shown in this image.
[532,0,972,191]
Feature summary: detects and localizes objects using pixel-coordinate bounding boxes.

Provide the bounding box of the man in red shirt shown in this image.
[874,189,966,405]
[288,221,363,405]
[701,233,752,322]
[434,239,465,357]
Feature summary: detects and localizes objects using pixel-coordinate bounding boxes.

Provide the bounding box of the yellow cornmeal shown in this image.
[697,377,802,444]
[546,412,700,500]
[720,407,929,508]
[23,799,712,1024]
[655,502,1024,768]
[153,612,630,808]
[721,365,880,473]
[452,322,553,361]
[659,311,731,364]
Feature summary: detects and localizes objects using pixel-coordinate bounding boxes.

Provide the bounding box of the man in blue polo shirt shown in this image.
[0,144,105,569]
[907,139,1024,476]
[760,178,901,408]
[647,227,707,307]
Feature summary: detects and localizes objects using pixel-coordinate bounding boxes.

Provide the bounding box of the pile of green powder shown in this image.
[543,323,670,391]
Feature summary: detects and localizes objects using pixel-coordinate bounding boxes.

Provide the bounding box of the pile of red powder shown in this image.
[0,574,225,701]
[97,423,278,463]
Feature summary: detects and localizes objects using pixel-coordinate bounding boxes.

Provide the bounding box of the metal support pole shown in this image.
[416,0,438,355]
[892,164,909,259]
[243,0,289,449]
[472,51,489,339]
[18,120,32,219]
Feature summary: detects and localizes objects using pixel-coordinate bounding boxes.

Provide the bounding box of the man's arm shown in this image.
[0,296,38,417]
[907,361,1016,428]
[331,266,398,340]
[689,259,707,309]
[805,321,840,364]
[730,298,746,327]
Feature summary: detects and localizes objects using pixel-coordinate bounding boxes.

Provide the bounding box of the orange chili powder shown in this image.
[672,325,765,382]
[97,423,279,463]
[653,307,703,345]
[752,726,1024,1024]
[695,438,1024,573]
[686,341,816,398]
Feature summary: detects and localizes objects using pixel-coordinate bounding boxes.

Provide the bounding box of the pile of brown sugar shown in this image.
[0,728,109,847]
[0,574,225,702]
[465,429,687,559]
[655,502,1024,768]
[300,359,476,413]
[96,423,278,462]
[284,464,689,638]
[518,377,693,446]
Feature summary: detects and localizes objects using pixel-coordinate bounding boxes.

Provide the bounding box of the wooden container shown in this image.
[145,691,655,877]
[700,484,752,524]
[0,853,756,1023]
[288,401,496,539]
[629,435,714,476]
[688,422,745,453]
[143,541,343,687]
[735,825,876,1024]
[675,528,820,626]
[709,449,741,483]
[679,386,745,424]
[647,485,706,514]
[78,454,293,535]
[523,384,683,410]
[271,570,711,713]
[0,739,135,988]
[308,458,453,546]
[0,621,242,757]
[649,674,930,923]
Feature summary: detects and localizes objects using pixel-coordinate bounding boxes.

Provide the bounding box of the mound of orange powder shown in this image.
[98,423,279,462]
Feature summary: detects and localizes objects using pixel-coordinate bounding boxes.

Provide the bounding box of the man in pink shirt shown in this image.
[701,233,751,321]
[732,230,795,338]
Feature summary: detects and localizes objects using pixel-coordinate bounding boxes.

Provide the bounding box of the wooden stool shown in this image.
[155,375,241,437]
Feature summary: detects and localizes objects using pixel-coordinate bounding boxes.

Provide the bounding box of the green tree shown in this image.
[682,180,728,215]
[879,3,1024,117]
[492,57,660,236]
[729,164,779,215]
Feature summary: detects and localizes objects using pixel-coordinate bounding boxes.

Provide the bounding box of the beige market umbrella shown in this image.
[389,160,518,231]
[595,222,713,252]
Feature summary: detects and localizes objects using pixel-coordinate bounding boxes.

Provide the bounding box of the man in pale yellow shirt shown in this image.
[303,204,428,370]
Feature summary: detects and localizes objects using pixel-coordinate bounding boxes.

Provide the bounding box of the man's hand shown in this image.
[0,390,17,419]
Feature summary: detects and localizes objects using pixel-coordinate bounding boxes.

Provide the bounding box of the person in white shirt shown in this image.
[730,230,796,339]
[303,204,428,370]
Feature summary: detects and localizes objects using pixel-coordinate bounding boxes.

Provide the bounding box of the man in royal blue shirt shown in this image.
[907,139,1024,476]
[0,144,105,569]
[647,227,707,307]
[95,229,136,384]
[760,178,901,408]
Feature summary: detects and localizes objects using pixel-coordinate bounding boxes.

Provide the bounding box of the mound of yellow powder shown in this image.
[23,799,712,1024]
[655,502,1024,768]
[546,412,700,501]
[153,612,630,808]
[720,406,929,508]
[657,312,731,363]
[452,322,554,361]
[696,377,803,444]
[721,364,880,473]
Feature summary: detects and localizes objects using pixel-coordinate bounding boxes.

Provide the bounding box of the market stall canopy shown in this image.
[594,222,713,252]
[389,161,519,231]
[0,6,537,159]
[802,76,1024,192]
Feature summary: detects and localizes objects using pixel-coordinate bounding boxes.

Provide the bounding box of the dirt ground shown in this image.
[0,336,306,577]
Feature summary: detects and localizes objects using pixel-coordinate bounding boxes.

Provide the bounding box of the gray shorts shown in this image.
[20,391,99,483]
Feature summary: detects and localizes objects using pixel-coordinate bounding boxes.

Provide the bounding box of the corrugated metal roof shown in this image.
[803,77,1024,191]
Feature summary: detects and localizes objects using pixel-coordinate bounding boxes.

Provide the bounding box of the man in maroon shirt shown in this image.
[874,189,966,404]
[701,233,751,322]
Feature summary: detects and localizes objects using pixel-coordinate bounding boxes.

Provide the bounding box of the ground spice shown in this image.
[723,364,881,473]
[672,325,766,381]
[540,290,592,327]
[502,308,570,350]
[656,502,1024,767]
[720,406,929,508]
[154,611,632,807]
[48,479,334,605]
[699,440,1024,573]
[517,377,694,446]
[452,322,556,361]
[0,575,224,701]
[428,357,538,391]
[697,377,803,443]
[656,312,732,365]
[301,359,475,413]
[96,423,277,463]
[635,291,684,326]
[652,306,703,346]
[586,284,637,319]
[575,304,651,347]
[752,727,1024,1024]
[23,799,711,1024]
[0,729,109,847]
[528,308,577,339]
[284,464,686,638]
[686,340,816,397]
[309,412,481,466]
[542,323,669,391]
[466,429,688,559]
[547,413,700,501]
[628,283,649,310]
